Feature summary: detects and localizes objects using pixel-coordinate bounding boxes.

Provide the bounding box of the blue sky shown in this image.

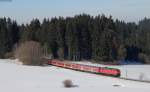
[0,0,150,24]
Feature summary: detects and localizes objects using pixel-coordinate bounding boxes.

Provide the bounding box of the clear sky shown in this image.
[0,0,150,24]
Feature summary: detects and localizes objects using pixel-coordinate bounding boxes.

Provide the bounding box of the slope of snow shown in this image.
[0,59,150,92]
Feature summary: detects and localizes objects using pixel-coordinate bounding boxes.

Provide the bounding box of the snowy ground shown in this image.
[0,59,150,92]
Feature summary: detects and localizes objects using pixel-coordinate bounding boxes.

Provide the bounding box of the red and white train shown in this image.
[48,59,121,77]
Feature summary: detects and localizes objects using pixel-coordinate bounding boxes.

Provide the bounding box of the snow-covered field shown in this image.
[0,59,150,92]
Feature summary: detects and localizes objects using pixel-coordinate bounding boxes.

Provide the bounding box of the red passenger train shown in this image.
[48,59,120,77]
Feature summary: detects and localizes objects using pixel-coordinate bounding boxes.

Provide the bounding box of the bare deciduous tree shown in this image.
[15,41,43,65]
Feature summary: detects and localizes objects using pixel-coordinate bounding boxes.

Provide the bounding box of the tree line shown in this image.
[0,14,150,63]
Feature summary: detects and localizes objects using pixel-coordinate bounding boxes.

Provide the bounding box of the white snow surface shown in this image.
[0,59,150,92]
